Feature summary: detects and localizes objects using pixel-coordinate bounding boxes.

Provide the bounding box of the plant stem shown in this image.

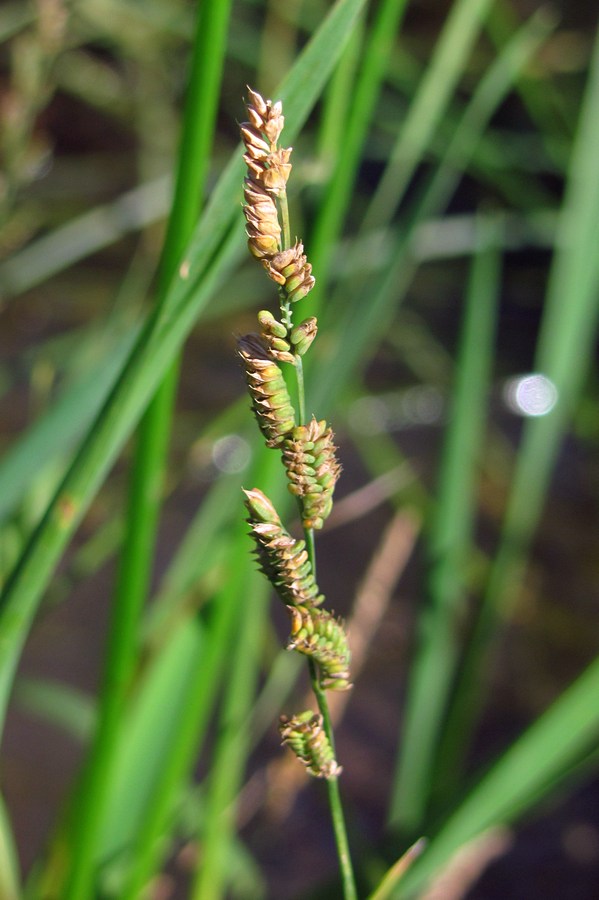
[294,352,306,423]
[61,1,232,895]
[63,364,178,900]
[278,190,292,250]
[308,657,357,900]
[294,343,357,900]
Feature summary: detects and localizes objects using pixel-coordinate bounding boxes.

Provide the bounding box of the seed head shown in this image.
[282,418,341,529]
[287,605,352,691]
[244,488,325,609]
[279,711,342,779]
[237,334,295,447]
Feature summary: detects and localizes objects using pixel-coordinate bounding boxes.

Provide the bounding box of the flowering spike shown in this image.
[279,711,342,779]
[282,418,341,529]
[237,334,295,447]
[240,88,316,308]
[287,605,352,691]
[244,488,325,609]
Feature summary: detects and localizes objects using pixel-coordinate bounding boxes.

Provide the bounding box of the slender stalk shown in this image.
[189,543,273,900]
[294,353,307,424]
[62,365,178,900]
[308,657,357,900]
[295,343,357,900]
[278,191,292,251]
[62,2,233,896]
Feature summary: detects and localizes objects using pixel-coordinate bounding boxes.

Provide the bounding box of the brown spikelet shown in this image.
[282,417,341,529]
[243,178,281,259]
[241,87,292,196]
[237,334,295,448]
[262,240,315,302]
[245,86,285,145]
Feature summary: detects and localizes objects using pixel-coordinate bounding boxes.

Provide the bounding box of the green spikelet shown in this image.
[290,317,318,356]
[243,488,325,608]
[237,333,295,448]
[279,711,342,779]
[287,605,352,691]
[282,417,341,529]
[257,309,295,364]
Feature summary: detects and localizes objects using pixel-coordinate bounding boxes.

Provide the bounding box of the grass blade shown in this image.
[398,654,599,896]
[311,5,553,419]
[363,0,495,231]
[61,0,234,892]
[309,0,409,305]
[0,794,20,900]
[0,177,170,300]
[436,20,599,791]
[389,215,502,832]
[0,329,138,523]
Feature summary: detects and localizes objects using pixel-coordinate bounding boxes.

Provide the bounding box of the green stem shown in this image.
[307,658,357,900]
[278,190,292,250]
[189,559,271,900]
[62,365,178,900]
[325,765,357,900]
[304,523,317,580]
[294,352,307,424]
[61,1,232,896]
[294,343,356,900]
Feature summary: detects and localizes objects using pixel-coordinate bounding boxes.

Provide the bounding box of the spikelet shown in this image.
[240,87,292,195]
[262,240,315,303]
[282,418,341,529]
[237,334,295,448]
[244,488,324,609]
[287,605,352,691]
[244,86,285,147]
[279,711,342,779]
[243,178,281,259]
[257,309,295,364]
[290,317,318,356]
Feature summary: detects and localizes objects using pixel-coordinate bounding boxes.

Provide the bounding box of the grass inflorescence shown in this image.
[0,1,598,898]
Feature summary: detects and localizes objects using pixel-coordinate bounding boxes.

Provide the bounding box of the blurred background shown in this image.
[1,0,599,897]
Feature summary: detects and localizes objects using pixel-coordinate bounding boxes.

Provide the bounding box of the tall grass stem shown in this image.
[61,1,233,895]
